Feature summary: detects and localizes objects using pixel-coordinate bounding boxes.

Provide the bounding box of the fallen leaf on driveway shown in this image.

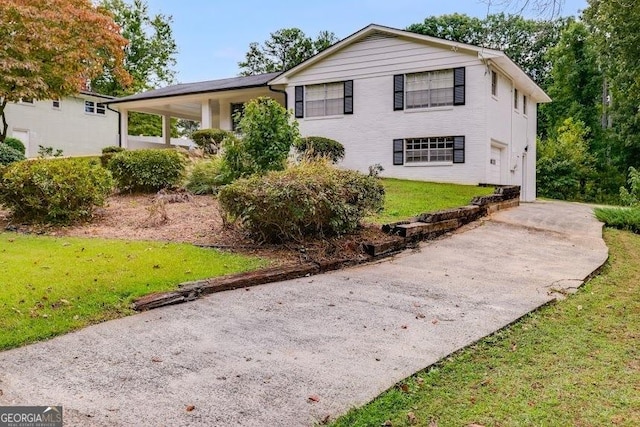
[308,395,320,403]
[151,357,162,363]
[186,405,195,412]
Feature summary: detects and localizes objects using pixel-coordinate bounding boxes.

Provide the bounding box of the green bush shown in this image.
[294,136,345,163]
[191,129,231,154]
[102,146,125,154]
[594,207,640,233]
[107,149,186,193]
[185,157,225,194]
[619,166,640,207]
[224,97,299,180]
[0,158,113,223]
[3,137,26,155]
[218,160,385,242]
[0,144,26,166]
[100,145,126,167]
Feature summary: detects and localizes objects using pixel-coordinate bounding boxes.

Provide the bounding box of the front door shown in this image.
[490,146,502,185]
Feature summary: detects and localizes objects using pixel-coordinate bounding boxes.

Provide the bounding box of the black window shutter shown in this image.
[453,67,466,106]
[453,136,465,163]
[393,75,404,111]
[294,86,304,118]
[393,139,404,165]
[344,80,353,114]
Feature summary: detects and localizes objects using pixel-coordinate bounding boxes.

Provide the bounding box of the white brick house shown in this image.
[108,24,550,201]
[4,91,119,157]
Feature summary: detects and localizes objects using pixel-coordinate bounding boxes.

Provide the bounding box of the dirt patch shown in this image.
[0,193,391,265]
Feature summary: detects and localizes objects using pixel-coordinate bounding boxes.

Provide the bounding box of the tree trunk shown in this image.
[0,98,8,143]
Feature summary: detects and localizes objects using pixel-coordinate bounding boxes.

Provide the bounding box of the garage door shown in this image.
[490,146,502,184]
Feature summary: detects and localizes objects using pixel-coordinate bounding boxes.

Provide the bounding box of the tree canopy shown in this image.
[238,28,338,76]
[0,0,130,141]
[91,0,178,137]
[407,13,568,87]
[584,0,640,169]
[91,0,177,96]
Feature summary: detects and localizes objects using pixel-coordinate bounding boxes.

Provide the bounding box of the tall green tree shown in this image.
[239,28,338,76]
[92,0,178,136]
[92,0,176,95]
[407,13,568,87]
[584,0,640,169]
[537,118,594,200]
[539,20,602,141]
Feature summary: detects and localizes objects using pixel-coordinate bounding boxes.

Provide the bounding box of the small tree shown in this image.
[620,167,640,207]
[223,97,299,179]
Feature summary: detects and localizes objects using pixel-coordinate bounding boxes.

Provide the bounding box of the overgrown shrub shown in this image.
[594,207,640,233]
[0,144,26,166]
[218,160,385,242]
[107,149,186,193]
[294,136,345,163]
[191,129,231,154]
[224,97,299,179]
[100,145,126,167]
[3,137,26,155]
[619,166,640,206]
[185,157,225,194]
[0,158,113,223]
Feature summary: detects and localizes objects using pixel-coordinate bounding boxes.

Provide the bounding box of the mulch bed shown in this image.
[0,192,393,265]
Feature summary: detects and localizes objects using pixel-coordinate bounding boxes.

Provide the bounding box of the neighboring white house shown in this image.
[107,24,551,201]
[4,91,119,157]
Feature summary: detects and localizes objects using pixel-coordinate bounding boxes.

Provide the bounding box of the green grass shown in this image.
[0,233,267,350]
[370,179,494,224]
[331,228,640,427]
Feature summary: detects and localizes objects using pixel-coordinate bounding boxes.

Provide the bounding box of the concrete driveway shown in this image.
[0,200,608,426]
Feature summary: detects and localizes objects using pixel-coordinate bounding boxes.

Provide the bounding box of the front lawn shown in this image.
[331,228,640,426]
[0,233,267,350]
[371,179,494,224]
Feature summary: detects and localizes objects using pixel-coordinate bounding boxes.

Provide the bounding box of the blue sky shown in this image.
[146,0,588,84]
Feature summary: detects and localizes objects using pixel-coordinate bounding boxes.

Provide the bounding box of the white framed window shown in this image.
[52,99,61,109]
[523,95,528,115]
[491,70,498,97]
[405,69,454,109]
[85,100,106,115]
[514,89,519,110]
[18,98,34,105]
[405,136,454,163]
[305,82,344,117]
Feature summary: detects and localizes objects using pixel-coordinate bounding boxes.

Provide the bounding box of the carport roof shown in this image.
[106,71,282,104]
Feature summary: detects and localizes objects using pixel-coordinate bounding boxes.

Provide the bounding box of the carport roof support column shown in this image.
[201,99,212,129]
[162,114,171,146]
[120,108,128,148]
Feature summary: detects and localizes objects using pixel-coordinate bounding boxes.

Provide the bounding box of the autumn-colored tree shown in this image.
[0,0,131,142]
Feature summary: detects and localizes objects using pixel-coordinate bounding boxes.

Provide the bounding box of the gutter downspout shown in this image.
[268,85,288,110]
[106,105,122,148]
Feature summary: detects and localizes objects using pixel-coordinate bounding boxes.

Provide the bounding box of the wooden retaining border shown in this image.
[363,185,520,256]
[133,185,520,311]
